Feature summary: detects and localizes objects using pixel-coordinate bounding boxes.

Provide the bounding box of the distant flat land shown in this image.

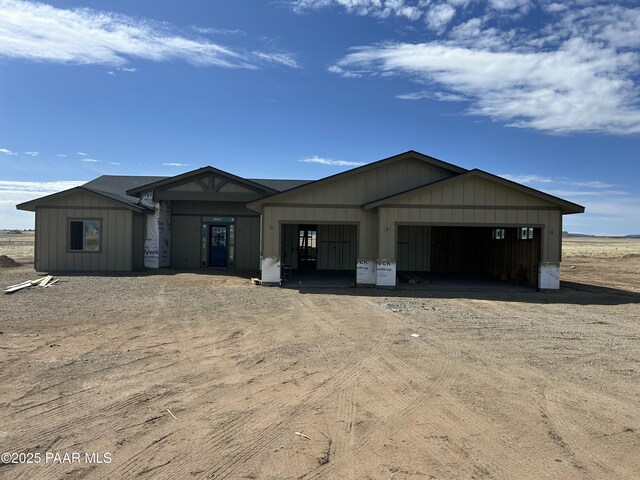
[562,236,640,292]
[0,231,35,264]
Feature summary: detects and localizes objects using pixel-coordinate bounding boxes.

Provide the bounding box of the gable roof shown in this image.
[16,173,313,213]
[247,150,468,209]
[16,185,154,213]
[125,166,281,196]
[84,175,167,206]
[363,169,585,214]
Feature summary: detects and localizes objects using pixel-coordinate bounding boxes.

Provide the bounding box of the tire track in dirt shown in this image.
[200,295,399,479]
[541,386,639,479]
[303,301,460,479]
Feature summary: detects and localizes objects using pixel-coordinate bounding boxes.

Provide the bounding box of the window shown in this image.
[69,219,101,252]
[518,227,535,240]
[492,228,505,240]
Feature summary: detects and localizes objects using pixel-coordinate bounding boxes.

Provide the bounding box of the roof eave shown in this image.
[16,186,151,213]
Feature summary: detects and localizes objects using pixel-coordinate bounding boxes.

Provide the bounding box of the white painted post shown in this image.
[538,262,560,289]
[261,256,281,286]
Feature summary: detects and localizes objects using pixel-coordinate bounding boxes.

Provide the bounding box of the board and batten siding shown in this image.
[170,201,260,270]
[235,216,260,270]
[260,157,456,259]
[376,175,563,263]
[35,190,136,272]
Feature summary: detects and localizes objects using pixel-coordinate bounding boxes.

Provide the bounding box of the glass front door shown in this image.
[210,225,228,267]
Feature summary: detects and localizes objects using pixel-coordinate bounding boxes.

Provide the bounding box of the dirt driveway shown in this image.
[1,264,639,479]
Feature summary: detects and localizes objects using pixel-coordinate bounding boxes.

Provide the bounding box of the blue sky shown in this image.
[0,0,638,234]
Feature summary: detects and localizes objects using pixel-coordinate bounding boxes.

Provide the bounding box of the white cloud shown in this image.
[488,0,531,11]
[397,90,467,101]
[162,162,189,167]
[107,161,121,165]
[252,51,300,68]
[77,152,89,156]
[426,4,456,32]
[299,155,364,166]
[331,37,640,134]
[0,180,86,229]
[56,153,68,157]
[0,0,297,70]
[0,148,18,156]
[192,26,245,36]
[290,0,427,20]
[500,173,616,189]
[81,158,99,163]
[23,151,39,156]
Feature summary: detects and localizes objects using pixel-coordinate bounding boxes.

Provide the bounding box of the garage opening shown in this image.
[281,223,357,286]
[397,225,541,287]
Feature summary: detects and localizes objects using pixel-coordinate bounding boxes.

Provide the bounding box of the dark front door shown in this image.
[298,225,317,270]
[210,225,228,267]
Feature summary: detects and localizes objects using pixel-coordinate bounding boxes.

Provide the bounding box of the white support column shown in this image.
[375,259,397,288]
[261,256,281,286]
[538,262,560,289]
[356,258,376,286]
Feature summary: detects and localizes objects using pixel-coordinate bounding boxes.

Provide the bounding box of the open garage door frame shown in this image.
[397,224,542,287]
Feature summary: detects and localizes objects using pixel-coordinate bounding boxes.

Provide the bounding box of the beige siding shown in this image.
[132,213,145,270]
[171,200,256,216]
[317,224,357,270]
[35,191,133,272]
[236,216,260,270]
[171,215,201,269]
[378,207,562,263]
[262,206,376,259]
[388,175,553,208]
[397,225,431,271]
[375,176,564,263]
[271,157,454,206]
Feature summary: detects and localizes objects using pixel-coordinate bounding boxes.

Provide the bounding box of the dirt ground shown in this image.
[1,237,639,479]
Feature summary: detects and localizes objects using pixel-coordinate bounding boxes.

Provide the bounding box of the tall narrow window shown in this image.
[69,219,101,251]
[518,227,534,240]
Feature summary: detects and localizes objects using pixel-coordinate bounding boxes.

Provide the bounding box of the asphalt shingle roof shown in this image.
[81,175,312,208]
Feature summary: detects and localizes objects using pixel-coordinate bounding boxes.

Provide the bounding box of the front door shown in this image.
[210,225,228,267]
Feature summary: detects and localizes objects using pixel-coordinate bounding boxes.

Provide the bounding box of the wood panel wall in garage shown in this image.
[317,224,357,271]
[397,225,431,272]
[430,226,541,285]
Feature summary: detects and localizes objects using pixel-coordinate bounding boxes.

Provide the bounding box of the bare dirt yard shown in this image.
[1,236,639,479]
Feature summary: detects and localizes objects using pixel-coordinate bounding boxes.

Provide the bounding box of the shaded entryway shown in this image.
[281,223,357,277]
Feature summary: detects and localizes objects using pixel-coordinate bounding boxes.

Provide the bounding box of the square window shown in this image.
[69,219,101,251]
[493,228,505,240]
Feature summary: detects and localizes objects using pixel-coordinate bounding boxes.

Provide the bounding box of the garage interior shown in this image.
[281,223,357,286]
[397,225,541,287]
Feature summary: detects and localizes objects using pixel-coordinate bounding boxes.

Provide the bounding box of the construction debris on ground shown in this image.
[4,275,59,294]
